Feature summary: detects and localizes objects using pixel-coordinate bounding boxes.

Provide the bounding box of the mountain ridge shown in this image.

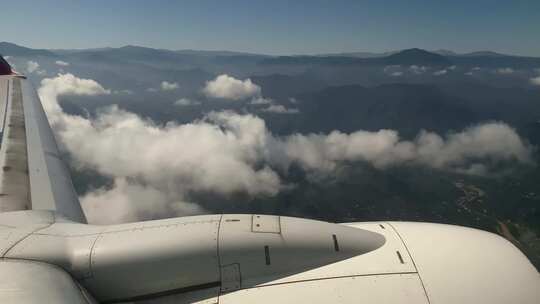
[1,41,538,59]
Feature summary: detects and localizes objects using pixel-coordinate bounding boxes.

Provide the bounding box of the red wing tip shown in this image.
[0,55,12,75]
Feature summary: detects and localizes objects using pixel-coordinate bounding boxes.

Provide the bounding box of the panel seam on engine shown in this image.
[387,222,431,304]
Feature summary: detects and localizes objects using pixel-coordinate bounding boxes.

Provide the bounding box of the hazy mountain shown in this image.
[258,48,452,66]
[461,51,509,57]
[250,73,327,99]
[315,51,396,58]
[0,42,56,57]
[259,48,540,67]
[433,49,459,56]
[174,49,269,57]
[290,83,478,136]
[3,42,539,71]
[381,48,451,66]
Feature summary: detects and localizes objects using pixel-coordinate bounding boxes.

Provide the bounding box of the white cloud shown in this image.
[82,178,204,224]
[496,67,514,74]
[261,104,300,114]
[174,98,201,106]
[38,73,535,224]
[64,108,282,196]
[161,81,179,91]
[433,69,447,76]
[146,87,158,92]
[465,66,482,75]
[383,65,400,72]
[65,108,282,224]
[55,60,70,66]
[289,97,298,104]
[412,123,532,171]
[250,97,273,105]
[409,65,428,74]
[25,60,47,75]
[530,76,540,86]
[383,65,402,76]
[203,74,261,100]
[38,73,110,126]
[26,61,40,73]
[113,89,133,95]
[448,65,457,70]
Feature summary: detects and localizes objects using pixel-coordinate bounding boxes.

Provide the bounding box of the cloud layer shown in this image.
[282,125,532,174]
[39,74,534,224]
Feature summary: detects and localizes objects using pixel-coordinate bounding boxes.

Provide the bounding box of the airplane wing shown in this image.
[0,57,538,304]
[0,260,97,304]
[0,73,86,222]
[0,61,92,302]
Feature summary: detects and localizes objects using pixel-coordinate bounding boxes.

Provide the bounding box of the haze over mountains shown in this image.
[2,41,540,268]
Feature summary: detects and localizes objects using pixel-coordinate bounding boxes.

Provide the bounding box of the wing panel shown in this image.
[232,222,415,288]
[0,77,30,212]
[219,273,429,304]
[0,259,96,304]
[21,78,86,222]
[0,75,85,222]
[389,222,540,304]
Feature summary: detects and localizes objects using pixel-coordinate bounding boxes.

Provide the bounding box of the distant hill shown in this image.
[261,48,540,68]
[250,73,326,99]
[433,49,459,56]
[259,49,453,66]
[315,51,396,58]
[3,42,539,69]
[381,48,451,65]
[460,51,508,57]
[288,83,479,137]
[0,42,56,57]
[174,49,269,57]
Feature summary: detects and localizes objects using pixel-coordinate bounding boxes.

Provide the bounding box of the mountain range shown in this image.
[2,42,539,68]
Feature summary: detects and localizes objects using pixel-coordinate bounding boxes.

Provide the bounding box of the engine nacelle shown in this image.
[4,213,385,302]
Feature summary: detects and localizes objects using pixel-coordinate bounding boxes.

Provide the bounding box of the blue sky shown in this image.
[1,0,539,56]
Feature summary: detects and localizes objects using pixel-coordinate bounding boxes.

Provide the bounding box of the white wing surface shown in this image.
[0,75,85,222]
